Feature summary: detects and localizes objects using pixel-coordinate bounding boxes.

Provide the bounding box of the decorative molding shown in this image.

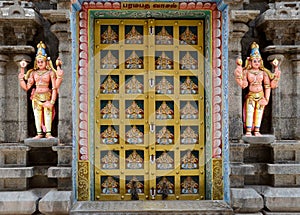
[212,158,223,200]
[77,161,90,201]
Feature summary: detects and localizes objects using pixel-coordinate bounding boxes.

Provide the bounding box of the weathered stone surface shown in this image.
[71,200,233,215]
[52,145,72,166]
[242,135,275,144]
[264,187,300,212]
[24,138,60,147]
[0,167,33,178]
[230,142,250,163]
[231,188,263,213]
[268,164,300,174]
[0,143,30,167]
[48,167,71,178]
[0,190,39,214]
[263,212,300,215]
[39,189,71,215]
[270,140,300,163]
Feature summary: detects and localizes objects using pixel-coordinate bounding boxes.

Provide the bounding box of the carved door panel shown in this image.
[94,19,204,201]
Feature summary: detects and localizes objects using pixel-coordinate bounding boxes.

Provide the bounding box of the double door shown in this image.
[94,19,205,200]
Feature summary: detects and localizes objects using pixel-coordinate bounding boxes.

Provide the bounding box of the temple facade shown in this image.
[0,0,300,214]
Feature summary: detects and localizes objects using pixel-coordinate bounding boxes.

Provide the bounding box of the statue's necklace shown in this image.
[249,70,261,75]
[37,70,48,76]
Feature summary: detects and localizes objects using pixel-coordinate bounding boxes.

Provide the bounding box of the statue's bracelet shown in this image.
[50,100,55,105]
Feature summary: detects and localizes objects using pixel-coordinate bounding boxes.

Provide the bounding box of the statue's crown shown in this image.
[250,42,261,59]
[36,41,47,60]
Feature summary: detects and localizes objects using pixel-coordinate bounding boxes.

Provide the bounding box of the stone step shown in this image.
[70,200,233,215]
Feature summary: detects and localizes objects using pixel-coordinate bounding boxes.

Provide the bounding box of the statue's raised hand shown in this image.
[20,60,27,68]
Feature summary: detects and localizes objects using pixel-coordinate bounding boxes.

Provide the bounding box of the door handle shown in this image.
[150,123,155,133]
[150,187,156,199]
[149,78,154,88]
[150,154,155,164]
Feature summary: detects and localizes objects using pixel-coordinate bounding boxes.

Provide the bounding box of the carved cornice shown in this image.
[256,2,300,45]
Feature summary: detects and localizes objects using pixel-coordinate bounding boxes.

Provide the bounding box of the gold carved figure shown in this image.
[18,41,64,139]
[125,125,144,144]
[125,51,143,69]
[100,75,119,94]
[155,26,173,45]
[101,50,118,69]
[156,101,174,119]
[125,101,144,119]
[101,150,119,169]
[181,126,198,144]
[125,26,143,44]
[125,75,143,94]
[156,51,173,70]
[156,126,174,145]
[180,101,198,119]
[180,76,198,94]
[126,150,143,169]
[180,26,197,45]
[157,176,174,194]
[100,101,119,119]
[155,76,174,94]
[101,25,118,44]
[101,176,119,194]
[156,152,174,170]
[100,125,119,144]
[181,176,199,194]
[180,52,198,70]
[181,150,198,169]
[126,176,144,193]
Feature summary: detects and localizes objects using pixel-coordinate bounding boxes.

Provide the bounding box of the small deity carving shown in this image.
[234,42,281,136]
[125,101,144,119]
[181,126,198,144]
[102,176,119,194]
[181,176,199,194]
[180,52,198,70]
[101,25,118,44]
[100,125,119,144]
[156,151,174,170]
[18,41,64,139]
[155,76,174,94]
[181,150,198,169]
[155,26,173,45]
[156,126,174,145]
[100,100,119,119]
[126,150,144,169]
[125,125,144,144]
[155,52,173,70]
[100,75,119,94]
[157,177,174,195]
[156,101,174,119]
[180,76,198,94]
[101,51,118,69]
[101,150,119,169]
[125,75,143,94]
[125,51,143,69]
[125,26,143,44]
[180,101,198,119]
[126,176,144,196]
[180,26,197,45]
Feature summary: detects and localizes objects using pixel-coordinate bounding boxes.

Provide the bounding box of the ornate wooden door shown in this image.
[94,19,205,201]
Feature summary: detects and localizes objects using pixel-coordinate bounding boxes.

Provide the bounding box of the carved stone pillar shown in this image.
[291,54,300,139]
[0,55,9,142]
[42,10,72,143]
[228,9,260,140]
[13,54,32,142]
[267,54,284,139]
